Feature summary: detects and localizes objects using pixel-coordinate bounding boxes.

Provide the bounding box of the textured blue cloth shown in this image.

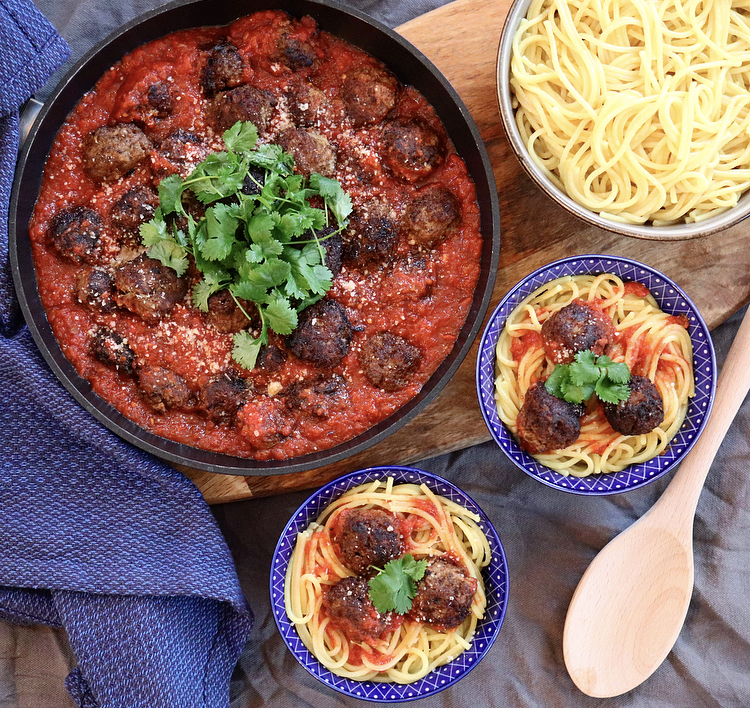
[0,2,253,706]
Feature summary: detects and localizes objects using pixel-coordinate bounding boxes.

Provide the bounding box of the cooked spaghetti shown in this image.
[284,477,491,683]
[510,0,750,224]
[494,273,694,475]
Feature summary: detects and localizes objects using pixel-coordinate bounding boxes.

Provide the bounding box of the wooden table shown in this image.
[182,0,750,504]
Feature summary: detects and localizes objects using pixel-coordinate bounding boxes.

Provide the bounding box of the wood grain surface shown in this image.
[182,0,750,505]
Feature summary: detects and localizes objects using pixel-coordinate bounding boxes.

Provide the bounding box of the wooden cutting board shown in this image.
[182,0,750,504]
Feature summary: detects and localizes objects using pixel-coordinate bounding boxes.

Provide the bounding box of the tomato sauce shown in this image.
[28,11,483,461]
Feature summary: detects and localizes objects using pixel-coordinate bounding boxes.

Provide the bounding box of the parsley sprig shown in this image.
[368,554,428,615]
[545,350,631,405]
[140,121,353,370]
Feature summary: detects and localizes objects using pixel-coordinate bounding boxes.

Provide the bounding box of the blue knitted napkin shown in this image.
[0,2,253,706]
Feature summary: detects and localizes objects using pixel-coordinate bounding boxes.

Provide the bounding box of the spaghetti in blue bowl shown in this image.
[270,466,509,701]
[476,255,716,495]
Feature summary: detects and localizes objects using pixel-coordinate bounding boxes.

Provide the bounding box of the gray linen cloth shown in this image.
[4,0,750,705]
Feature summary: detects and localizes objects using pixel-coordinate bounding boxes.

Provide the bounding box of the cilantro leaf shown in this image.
[232,330,264,371]
[368,554,428,615]
[141,121,353,370]
[545,350,632,405]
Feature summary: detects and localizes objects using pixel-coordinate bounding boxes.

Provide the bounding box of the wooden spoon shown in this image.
[563,305,750,698]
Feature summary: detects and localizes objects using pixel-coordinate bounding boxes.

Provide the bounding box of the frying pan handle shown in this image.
[18,97,44,153]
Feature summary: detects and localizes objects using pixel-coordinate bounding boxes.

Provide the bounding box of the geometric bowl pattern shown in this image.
[269,466,509,702]
[475,254,717,495]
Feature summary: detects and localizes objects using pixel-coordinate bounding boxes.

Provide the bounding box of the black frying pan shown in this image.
[10,0,501,476]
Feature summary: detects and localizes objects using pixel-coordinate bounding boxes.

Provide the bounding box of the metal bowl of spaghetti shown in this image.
[270,466,509,701]
[476,255,717,495]
[496,0,750,240]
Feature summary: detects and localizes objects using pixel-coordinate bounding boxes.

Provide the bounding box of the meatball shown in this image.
[277,128,336,177]
[212,85,276,132]
[516,382,584,454]
[358,332,422,391]
[381,118,444,182]
[333,507,403,575]
[324,576,392,643]
[112,253,188,323]
[257,344,286,373]
[304,224,343,278]
[541,299,614,365]
[603,374,664,435]
[287,82,329,127]
[156,130,208,175]
[90,327,136,375]
[109,186,159,246]
[198,372,247,425]
[146,82,174,117]
[201,40,244,97]
[237,396,293,449]
[409,558,478,629]
[284,374,348,419]
[342,64,399,128]
[46,206,103,264]
[82,123,151,183]
[205,290,258,334]
[273,22,319,71]
[138,366,193,413]
[73,267,116,312]
[286,299,354,368]
[343,207,398,267]
[402,185,461,248]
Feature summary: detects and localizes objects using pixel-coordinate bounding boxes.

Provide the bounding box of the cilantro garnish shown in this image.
[368,554,428,615]
[140,121,352,370]
[545,350,631,405]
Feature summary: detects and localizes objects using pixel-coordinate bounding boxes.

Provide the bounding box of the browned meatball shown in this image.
[409,558,478,629]
[286,299,354,368]
[212,86,276,132]
[74,267,116,312]
[241,165,266,197]
[156,130,207,175]
[333,507,403,575]
[324,576,392,643]
[257,344,287,373]
[603,375,664,435]
[146,82,174,117]
[237,396,293,449]
[343,206,398,267]
[342,64,399,128]
[402,185,461,248]
[305,224,343,278]
[273,22,319,71]
[287,82,328,127]
[381,118,444,182]
[201,40,244,97]
[112,253,188,323]
[284,374,348,419]
[205,290,258,334]
[516,381,585,454]
[90,327,136,375]
[110,186,159,247]
[138,366,194,413]
[82,124,151,183]
[46,206,103,264]
[541,299,614,365]
[198,372,247,425]
[358,332,422,391]
[277,128,336,177]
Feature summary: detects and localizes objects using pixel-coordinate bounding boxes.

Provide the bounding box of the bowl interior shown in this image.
[269,465,509,702]
[495,0,750,240]
[10,0,500,476]
[476,255,717,495]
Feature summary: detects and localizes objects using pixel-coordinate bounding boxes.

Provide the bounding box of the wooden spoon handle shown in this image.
[658,306,750,526]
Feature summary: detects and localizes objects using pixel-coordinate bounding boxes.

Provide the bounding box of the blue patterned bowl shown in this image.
[270,466,509,702]
[476,254,717,495]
